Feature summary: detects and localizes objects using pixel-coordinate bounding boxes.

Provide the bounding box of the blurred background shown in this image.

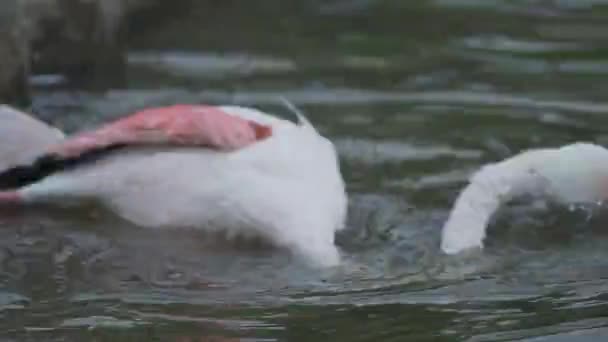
[2,0,608,341]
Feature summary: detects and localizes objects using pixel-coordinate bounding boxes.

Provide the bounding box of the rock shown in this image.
[23,0,129,87]
[23,0,163,87]
[0,0,164,104]
[0,0,29,104]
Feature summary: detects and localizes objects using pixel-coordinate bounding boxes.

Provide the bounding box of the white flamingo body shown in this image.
[1,105,348,267]
[0,105,64,170]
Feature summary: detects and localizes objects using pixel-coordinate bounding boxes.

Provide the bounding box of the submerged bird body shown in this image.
[0,105,347,267]
[441,142,608,254]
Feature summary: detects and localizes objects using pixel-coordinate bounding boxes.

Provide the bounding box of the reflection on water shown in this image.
[5,0,608,341]
[127,51,297,78]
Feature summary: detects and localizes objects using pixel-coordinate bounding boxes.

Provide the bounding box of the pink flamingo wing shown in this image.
[48,105,272,158]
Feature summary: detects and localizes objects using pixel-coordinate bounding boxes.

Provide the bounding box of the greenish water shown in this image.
[4,0,608,340]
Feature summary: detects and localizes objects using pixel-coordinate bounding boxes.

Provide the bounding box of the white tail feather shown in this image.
[279,97,317,132]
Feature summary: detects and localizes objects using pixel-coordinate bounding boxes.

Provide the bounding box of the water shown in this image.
[4,0,608,340]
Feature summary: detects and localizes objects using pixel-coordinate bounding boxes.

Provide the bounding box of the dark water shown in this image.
[4,0,608,340]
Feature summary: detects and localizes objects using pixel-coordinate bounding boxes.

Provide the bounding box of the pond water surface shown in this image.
[4,1,608,341]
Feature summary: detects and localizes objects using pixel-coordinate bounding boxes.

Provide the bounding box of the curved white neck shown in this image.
[441,148,554,254]
[441,143,608,254]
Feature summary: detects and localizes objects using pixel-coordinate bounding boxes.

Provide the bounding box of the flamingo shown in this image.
[441,142,608,254]
[0,102,347,267]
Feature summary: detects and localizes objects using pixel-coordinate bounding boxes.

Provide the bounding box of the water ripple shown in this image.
[335,138,483,164]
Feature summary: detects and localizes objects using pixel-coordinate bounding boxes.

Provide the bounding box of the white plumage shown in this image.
[441,142,608,254]
[0,105,348,267]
